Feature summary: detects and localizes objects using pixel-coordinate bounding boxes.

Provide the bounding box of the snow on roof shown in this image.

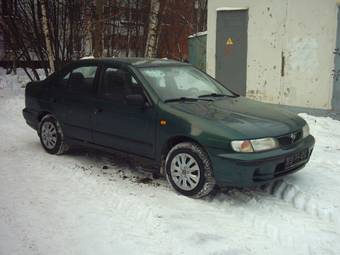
[216,7,248,11]
[81,56,95,59]
[188,31,207,39]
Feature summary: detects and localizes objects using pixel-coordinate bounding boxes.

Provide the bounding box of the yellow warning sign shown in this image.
[226,37,234,46]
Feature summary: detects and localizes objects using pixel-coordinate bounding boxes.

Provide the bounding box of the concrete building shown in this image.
[207,0,340,111]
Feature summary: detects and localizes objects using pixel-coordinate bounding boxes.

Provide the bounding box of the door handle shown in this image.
[94,108,103,114]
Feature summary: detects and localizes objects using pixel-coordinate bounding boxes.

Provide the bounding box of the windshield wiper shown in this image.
[198,93,226,98]
[164,97,212,103]
[199,93,239,98]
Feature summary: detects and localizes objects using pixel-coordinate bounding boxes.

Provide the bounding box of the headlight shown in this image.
[230,140,254,152]
[302,124,310,138]
[251,138,279,151]
[231,138,279,152]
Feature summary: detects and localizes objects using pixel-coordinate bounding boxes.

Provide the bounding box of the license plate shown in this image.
[285,149,309,168]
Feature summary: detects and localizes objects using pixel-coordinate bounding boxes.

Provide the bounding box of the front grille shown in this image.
[277,130,303,147]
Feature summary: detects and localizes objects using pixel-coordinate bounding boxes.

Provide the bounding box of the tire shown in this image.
[165,142,216,198]
[39,114,68,155]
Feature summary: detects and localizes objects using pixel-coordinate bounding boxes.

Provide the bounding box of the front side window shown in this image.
[139,65,234,101]
[99,67,143,102]
[68,66,98,94]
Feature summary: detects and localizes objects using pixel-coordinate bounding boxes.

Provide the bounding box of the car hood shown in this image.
[168,96,305,139]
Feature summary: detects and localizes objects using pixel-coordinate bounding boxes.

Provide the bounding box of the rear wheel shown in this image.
[39,115,68,155]
[165,142,216,198]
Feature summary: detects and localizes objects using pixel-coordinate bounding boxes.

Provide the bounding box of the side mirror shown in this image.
[125,94,146,107]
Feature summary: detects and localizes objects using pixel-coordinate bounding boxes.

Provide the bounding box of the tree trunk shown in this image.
[84,19,93,56]
[144,0,160,58]
[93,0,104,58]
[197,0,207,32]
[126,0,132,57]
[40,0,55,73]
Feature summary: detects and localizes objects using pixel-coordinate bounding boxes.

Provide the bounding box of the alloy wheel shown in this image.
[41,121,57,149]
[170,153,201,191]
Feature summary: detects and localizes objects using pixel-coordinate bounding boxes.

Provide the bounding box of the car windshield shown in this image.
[138,65,235,101]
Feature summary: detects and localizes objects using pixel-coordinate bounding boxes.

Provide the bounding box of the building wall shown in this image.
[188,32,207,71]
[207,0,338,109]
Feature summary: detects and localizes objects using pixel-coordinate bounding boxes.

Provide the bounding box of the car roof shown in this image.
[73,57,189,68]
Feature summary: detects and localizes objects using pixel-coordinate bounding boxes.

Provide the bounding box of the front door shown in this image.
[215,9,248,96]
[57,65,98,142]
[92,66,156,158]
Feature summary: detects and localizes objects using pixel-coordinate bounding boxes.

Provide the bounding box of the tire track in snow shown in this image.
[206,179,336,224]
[262,179,336,223]
[203,180,340,251]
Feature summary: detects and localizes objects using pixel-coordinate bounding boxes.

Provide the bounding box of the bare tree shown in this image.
[1,0,207,80]
[3,0,90,80]
[40,0,55,72]
[144,0,160,58]
[195,0,207,32]
[93,0,104,57]
[83,8,93,56]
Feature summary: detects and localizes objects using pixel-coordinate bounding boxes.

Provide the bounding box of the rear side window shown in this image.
[67,66,98,95]
[60,72,70,87]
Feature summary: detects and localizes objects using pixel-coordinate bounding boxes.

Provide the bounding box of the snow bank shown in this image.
[0,68,45,98]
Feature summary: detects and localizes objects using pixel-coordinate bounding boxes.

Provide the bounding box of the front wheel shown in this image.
[39,115,68,155]
[165,142,216,198]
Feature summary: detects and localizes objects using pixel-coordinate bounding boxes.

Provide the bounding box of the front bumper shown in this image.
[208,135,315,187]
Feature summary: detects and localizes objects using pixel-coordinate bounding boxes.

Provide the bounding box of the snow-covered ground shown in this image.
[0,68,340,255]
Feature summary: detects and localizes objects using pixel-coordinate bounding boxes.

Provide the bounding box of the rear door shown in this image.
[52,64,99,142]
[92,65,156,158]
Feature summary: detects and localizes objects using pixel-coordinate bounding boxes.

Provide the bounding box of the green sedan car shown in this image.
[23,58,315,198]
